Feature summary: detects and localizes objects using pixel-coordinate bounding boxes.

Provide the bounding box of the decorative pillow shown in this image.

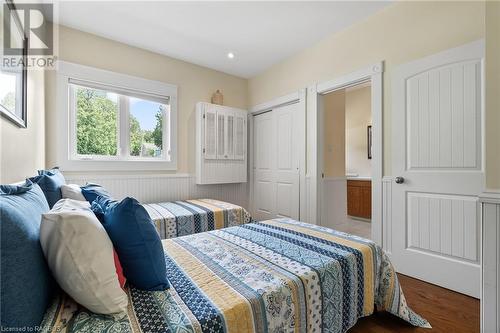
[93,196,169,291]
[29,167,66,208]
[81,183,111,204]
[90,200,105,223]
[113,250,127,289]
[61,184,86,201]
[0,180,55,329]
[40,199,128,314]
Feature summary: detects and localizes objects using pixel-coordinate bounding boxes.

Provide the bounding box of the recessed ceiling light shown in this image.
[227,52,235,59]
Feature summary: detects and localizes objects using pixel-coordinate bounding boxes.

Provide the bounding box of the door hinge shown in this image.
[203,148,205,153]
[203,114,206,119]
[322,173,324,179]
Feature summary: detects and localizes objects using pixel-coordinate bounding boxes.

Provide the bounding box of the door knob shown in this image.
[395,176,405,184]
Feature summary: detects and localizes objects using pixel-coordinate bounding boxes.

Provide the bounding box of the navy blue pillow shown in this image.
[29,168,66,208]
[90,200,105,223]
[81,183,111,204]
[0,180,56,329]
[92,196,169,291]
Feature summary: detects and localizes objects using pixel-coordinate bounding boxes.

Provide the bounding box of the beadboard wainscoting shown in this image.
[321,177,347,228]
[481,192,500,333]
[65,174,249,208]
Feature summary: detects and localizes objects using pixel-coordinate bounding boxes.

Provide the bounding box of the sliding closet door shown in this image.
[253,103,299,221]
[253,111,276,220]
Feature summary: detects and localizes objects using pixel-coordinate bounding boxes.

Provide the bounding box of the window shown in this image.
[57,61,177,171]
[0,59,26,128]
[70,83,170,161]
[0,71,19,115]
[0,1,27,128]
[73,85,119,157]
[128,97,167,158]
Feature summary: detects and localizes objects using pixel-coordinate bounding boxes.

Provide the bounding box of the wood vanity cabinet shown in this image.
[347,180,371,219]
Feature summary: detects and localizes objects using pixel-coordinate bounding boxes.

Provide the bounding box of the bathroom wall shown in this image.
[345,85,371,177]
[323,90,345,178]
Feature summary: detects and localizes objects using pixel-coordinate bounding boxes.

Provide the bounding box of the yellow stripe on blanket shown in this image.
[163,240,255,333]
[262,220,375,316]
[188,200,226,229]
[199,199,244,224]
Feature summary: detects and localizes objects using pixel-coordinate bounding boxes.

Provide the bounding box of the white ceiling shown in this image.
[57,1,391,78]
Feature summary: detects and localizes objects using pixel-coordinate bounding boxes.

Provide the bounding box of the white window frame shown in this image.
[0,67,25,127]
[56,61,177,171]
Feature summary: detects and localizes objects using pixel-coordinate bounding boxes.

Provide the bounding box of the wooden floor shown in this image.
[349,274,480,333]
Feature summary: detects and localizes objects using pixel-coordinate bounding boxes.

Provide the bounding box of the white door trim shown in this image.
[311,62,384,244]
[480,190,500,333]
[249,89,307,221]
[249,91,301,115]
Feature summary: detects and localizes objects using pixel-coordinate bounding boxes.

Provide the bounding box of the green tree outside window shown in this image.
[76,87,164,157]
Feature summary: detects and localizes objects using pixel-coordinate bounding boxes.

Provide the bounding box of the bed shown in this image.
[40,218,429,333]
[143,199,252,239]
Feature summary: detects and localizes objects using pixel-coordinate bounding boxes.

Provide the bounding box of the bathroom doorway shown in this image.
[320,81,372,239]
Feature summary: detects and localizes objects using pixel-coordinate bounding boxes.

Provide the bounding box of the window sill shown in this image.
[58,159,177,172]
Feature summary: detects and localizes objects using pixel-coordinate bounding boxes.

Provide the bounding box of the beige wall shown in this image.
[0,70,46,183]
[0,5,46,183]
[45,25,248,175]
[345,86,371,177]
[322,86,372,178]
[485,2,500,190]
[248,1,487,182]
[323,90,345,178]
[2,2,496,189]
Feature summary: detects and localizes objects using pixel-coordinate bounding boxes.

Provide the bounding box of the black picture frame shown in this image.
[367,125,372,159]
[0,0,28,128]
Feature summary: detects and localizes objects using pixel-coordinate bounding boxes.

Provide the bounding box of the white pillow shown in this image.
[61,184,86,201]
[40,199,128,314]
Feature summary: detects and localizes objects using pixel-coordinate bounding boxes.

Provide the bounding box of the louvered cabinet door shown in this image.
[234,113,246,160]
[217,112,226,159]
[204,107,217,159]
[196,102,247,184]
[226,112,235,159]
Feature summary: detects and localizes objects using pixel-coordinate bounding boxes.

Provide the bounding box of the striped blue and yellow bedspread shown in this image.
[143,199,251,239]
[42,218,430,333]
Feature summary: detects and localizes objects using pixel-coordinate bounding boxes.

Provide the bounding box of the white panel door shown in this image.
[253,103,300,221]
[392,40,484,297]
[253,111,275,220]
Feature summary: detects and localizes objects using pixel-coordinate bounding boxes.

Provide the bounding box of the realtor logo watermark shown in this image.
[2,2,58,70]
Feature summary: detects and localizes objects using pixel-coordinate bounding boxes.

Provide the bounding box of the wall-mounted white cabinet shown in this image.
[196,102,247,184]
